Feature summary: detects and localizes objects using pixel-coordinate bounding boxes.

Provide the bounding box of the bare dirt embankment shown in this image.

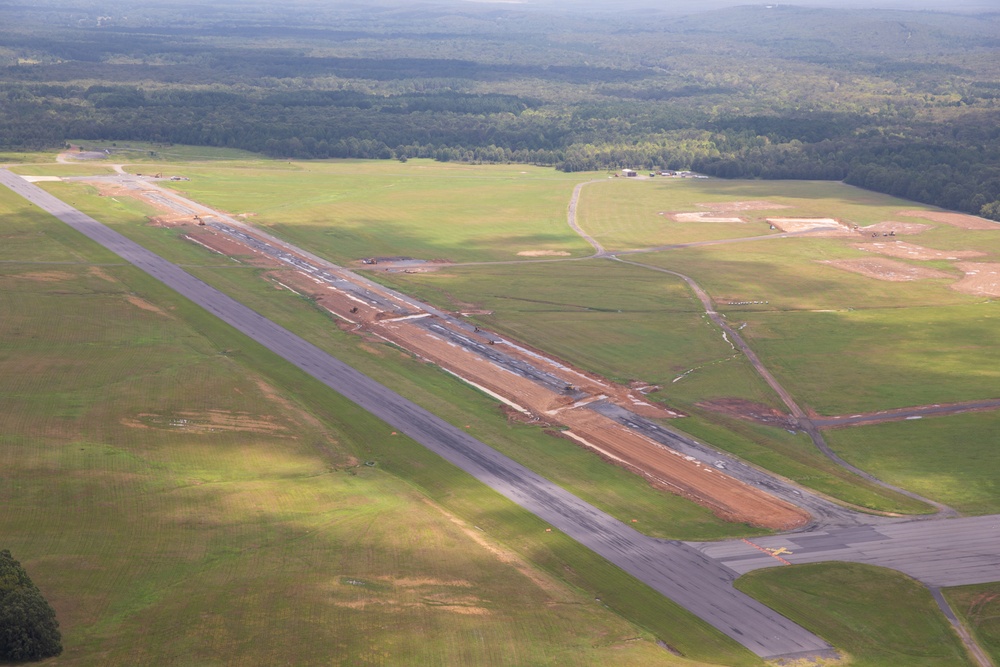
[952,262,1000,297]
[154,207,807,530]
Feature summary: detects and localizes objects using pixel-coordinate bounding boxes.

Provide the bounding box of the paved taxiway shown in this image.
[693,514,1000,586]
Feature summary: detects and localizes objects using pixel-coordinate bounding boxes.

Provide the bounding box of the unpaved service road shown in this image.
[0,170,837,659]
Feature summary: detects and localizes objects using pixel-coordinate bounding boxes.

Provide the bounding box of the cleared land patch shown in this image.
[672,212,746,223]
[697,200,790,212]
[821,257,954,282]
[766,217,845,234]
[860,220,931,234]
[854,240,986,261]
[120,410,292,436]
[952,262,1000,297]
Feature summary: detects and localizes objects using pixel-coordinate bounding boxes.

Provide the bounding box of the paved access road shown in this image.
[0,170,838,659]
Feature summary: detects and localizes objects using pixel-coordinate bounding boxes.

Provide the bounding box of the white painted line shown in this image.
[440,368,533,415]
[183,235,223,254]
[381,313,432,322]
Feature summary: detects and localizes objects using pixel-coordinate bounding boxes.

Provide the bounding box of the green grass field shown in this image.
[7,146,1000,666]
[0,197,757,666]
[945,582,1000,666]
[737,563,975,667]
[39,174,769,542]
[156,159,593,264]
[43,161,979,514]
[671,415,933,514]
[738,303,1000,415]
[578,178,947,251]
[67,140,263,163]
[825,412,1000,514]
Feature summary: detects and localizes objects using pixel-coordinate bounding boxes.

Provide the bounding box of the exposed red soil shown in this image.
[696,399,799,431]
[556,410,808,530]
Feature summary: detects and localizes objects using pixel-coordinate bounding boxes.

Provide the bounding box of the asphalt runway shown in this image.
[0,169,837,659]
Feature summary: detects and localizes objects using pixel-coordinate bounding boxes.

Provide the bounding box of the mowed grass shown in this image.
[578,178,940,251]
[825,412,1000,513]
[737,563,975,667]
[41,175,768,541]
[0,209,757,665]
[945,582,1000,665]
[67,139,263,163]
[375,262,934,514]
[671,416,933,514]
[377,260,757,392]
[741,303,1000,415]
[155,158,594,263]
[181,264,766,541]
[639,237,976,314]
[11,163,118,177]
[0,150,58,164]
[0,186,126,264]
[46,164,927,518]
[631,232,998,415]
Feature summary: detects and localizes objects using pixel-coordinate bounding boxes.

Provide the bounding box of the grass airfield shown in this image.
[0,183,744,665]
[3,148,999,665]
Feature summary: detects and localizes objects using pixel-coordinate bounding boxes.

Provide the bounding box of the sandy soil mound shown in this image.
[516,250,572,256]
[898,210,1000,230]
[952,262,1000,296]
[672,212,746,223]
[822,258,953,282]
[696,399,798,430]
[854,241,986,261]
[860,221,931,234]
[768,217,851,235]
[697,200,790,212]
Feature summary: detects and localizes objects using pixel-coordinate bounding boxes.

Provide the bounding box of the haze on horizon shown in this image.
[463,0,996,12]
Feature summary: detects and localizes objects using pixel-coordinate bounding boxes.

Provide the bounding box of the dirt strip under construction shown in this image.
[88,176,809,530]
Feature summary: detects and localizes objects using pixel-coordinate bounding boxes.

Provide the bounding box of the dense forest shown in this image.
[1,0,999,218]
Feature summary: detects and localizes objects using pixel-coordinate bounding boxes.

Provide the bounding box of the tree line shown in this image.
[2,2,999,219]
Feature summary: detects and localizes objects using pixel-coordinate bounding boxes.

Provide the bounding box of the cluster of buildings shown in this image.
[621,169,708,179]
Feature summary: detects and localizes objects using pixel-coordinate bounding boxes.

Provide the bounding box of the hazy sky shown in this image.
[515,0,997,11]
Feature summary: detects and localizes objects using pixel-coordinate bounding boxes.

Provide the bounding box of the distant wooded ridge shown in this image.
[1,0,998,218]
